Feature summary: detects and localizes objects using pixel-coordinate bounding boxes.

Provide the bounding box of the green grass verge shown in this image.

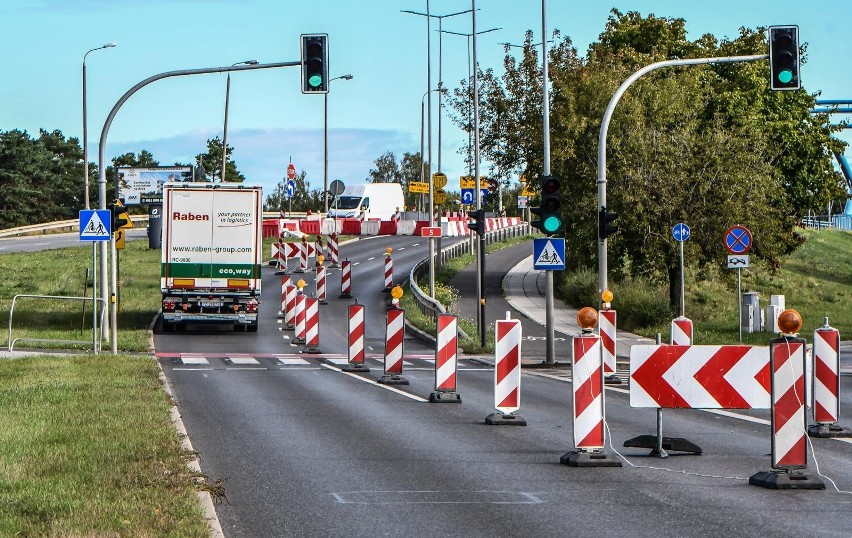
[0,355,209,536]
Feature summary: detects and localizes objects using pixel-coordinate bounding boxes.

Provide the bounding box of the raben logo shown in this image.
[173,212,210,221]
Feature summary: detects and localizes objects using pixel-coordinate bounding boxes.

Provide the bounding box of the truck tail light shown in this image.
[246,300,258,313]
[228,279,251,289]
[162,299,176,311]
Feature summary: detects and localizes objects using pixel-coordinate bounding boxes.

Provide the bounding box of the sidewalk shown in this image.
[502,255,656,360]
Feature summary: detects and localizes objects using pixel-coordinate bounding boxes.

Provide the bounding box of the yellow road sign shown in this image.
[521,187,536,197]
[434,189,447,205]
[432,173,448,189]
[460,176,476,189]
[115,229,126,250]
[408,181,429,194]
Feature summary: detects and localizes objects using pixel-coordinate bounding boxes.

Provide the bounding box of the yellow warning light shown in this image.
[297,279,306,289]
[391,285,404,299]
[577,307,598,329]
[777,309,803,335]
[317,255,325,265]
[601,290,614,303]
[386,247,393,256]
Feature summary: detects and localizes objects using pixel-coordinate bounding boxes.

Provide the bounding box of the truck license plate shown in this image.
[199,301,223,308]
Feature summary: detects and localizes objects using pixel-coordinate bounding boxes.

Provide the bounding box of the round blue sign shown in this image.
[672,223,691,242]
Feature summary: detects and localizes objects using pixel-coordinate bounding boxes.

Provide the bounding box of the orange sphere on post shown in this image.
[777,309,803,335]
[577,307,598,329]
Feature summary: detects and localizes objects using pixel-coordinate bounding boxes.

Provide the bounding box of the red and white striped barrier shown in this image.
[339,259,352,298]
[328,233,340,267]
[278,276,292,317]
[315,265,327,304]
[315,237,325,261]
[378,308,408,385]
[809,323,850,437]
[342,303,369,372]
[383,252,393,291]
[573,333,604,450]
[485,317,525,425]
[430,314,461,403]
[294,240,309,273]
[562,330,620,467]
[599,309,618,378]
[303,297,320,353]
[750,336,823,489]
[284,284,297,329]
[671,316,693,346]
[293,294,306,344]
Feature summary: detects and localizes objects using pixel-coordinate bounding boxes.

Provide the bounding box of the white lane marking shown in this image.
[180,355,209,365]
[225,367,267,370]
[326,358,350,365]
[412,243,420,247]
[321,364,427,402]
[278,358,310,365]
[398,247,405,250]
[367,257,376,261]
[353,262,361,266]
[173,368,214,371]
[228,356,260,365]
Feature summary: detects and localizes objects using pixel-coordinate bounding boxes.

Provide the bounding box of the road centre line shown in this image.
[367,257,375,261]
[321,363,428,402]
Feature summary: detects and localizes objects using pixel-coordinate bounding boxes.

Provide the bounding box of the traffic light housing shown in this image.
[769,26,800,91]
[301,34,328,94]
[109,200,131,233]
[530,175,563,236]
[467,209,485,235]
[598,206,618,240]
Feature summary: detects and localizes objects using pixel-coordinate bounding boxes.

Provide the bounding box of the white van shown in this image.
[327,183,405,220]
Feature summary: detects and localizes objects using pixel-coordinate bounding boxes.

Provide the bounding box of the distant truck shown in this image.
[160,182,263,332]
[327,183,405,221]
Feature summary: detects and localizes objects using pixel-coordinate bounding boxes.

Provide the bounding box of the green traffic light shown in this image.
[778,70,793,84]
[308,74,323,88]
[543,216,561,233]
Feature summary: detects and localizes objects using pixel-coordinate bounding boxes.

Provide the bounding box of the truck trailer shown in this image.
[160,182,263,332]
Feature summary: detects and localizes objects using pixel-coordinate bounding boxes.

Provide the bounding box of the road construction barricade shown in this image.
[293,294,306,344]
[302,297,320,353]
[321,218,342,235]
[383,251,393,291]
[429,314,461,403]
[378,220,397,235]
[599,309,619,382]
[361,220,380,236]
[342,303,369,373]
[671,316,693,345]
[809,321,850,437]
[339,259,353,298]
[283,284,297,329]
[485,316,525,425]
[378,308,407,385]
[262,218,280,238]
[341,218,361,235]
[396,220,416,235]
[315,265,327,304]
[278,276,291,317]
[279,219,298,232]
[327,233,340,267]
[299,219,320,235]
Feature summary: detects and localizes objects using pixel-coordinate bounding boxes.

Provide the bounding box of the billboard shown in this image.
[117,166,193,205]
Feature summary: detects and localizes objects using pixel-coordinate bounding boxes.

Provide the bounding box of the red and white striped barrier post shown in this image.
[809,318,850,437]
[562,308,621,467]
[378,306,408,385]
[294,237,308,273]
[274,241,288,275]
[671,316,693,346]
[292,280,307,345]
[383,248,393,292]
[339,259,353,299]
[315,256,327,305]
[485,314,526,425]
[302,297,321,354]
[283,284,297,330]
[430,314,462,403]
[599,307,621,385]
[328,233,340,268]
[278,276,292,318]
[315,235,325,261]
[750,309,823,489]
[342,302,370,373]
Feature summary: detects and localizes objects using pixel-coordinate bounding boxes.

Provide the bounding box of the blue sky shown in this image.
[1,0,850,197]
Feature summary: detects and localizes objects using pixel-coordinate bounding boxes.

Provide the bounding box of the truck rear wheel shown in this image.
[247,324,258,332]
[162,320,175,332]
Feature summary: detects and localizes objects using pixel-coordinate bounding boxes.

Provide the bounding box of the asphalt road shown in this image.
[155,235,852,537]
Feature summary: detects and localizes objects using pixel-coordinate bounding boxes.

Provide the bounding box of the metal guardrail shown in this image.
[0,215,149,238]
[7,294,106,352]
[408,223,532,339]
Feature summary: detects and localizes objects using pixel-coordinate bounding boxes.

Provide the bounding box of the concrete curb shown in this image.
[149,318,224,538]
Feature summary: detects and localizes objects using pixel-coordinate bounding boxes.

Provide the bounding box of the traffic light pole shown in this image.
[97,61,301,353]
[540,0,556,365]
[595,54,766,308]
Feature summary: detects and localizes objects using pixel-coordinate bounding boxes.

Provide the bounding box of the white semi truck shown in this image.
[160,182,263,332]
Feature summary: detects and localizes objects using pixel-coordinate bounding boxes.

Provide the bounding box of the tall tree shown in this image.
[195,136,246,183]
[264,170,322,213]
[367,151,402,184]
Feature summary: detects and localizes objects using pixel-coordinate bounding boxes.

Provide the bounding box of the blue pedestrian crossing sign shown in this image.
[533,238,566,270]
[79,209,111,241]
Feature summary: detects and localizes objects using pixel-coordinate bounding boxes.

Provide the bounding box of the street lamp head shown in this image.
[341,74,353,80]
[104,42,117,48]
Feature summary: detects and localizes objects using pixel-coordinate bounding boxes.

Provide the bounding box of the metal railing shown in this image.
[800,214,852,231]
[7,294,106,352]
[0,215,149,238]
[408,222,531,337]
